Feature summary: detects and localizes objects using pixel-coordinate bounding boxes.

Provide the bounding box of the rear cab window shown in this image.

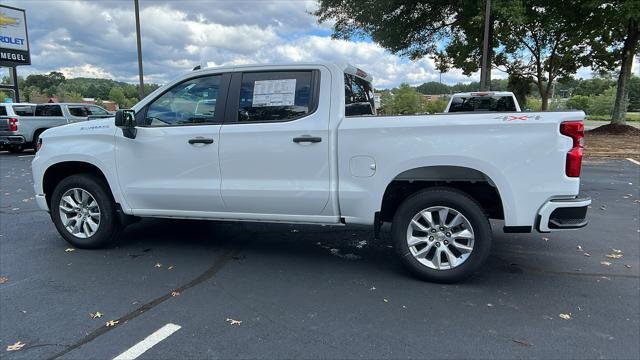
[35,105,63,117]
[237,71,318,122]
[448,95,517,112]
[0,106,6,116]
[344,69,375,116]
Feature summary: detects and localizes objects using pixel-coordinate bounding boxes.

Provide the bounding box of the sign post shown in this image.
[0,4,31,102]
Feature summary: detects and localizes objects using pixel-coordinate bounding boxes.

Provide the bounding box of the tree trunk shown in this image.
[540,93,549,111]
[611,17,639,125]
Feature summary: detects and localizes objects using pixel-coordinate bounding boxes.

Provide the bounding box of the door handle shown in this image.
[188,137,214,145]
[292,136,322,144]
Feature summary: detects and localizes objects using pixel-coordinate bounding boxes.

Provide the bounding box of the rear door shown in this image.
[218,68,331,216]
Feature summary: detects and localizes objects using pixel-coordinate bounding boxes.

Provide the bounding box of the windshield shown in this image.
[448,95,516,112]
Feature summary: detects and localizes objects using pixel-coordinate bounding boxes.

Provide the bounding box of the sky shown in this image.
[3,0,639,89]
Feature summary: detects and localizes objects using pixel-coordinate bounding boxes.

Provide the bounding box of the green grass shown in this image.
[586,112,640,122]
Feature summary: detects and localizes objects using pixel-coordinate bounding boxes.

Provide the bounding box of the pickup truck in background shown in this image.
[0,103,112,152]
[444,91,521,112]
[31,63,590,283]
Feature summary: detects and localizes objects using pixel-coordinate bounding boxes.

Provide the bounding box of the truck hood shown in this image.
[41,117,116,139]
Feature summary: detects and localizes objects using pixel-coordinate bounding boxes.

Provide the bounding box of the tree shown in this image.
[24,71,66,95]
[108,87,126,107]
[390,83,422,115]
[492,1,597,110]
[507,74,532,108]
[566,95,591,113]
[416,81,450,95]
[629,75,640,111]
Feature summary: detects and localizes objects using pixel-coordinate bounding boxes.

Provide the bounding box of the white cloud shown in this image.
[4,0,598,90]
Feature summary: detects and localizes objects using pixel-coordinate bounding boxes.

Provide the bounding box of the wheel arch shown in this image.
[379,165,510,224]
[43,161,116,209]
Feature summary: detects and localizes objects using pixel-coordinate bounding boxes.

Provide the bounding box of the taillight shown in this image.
[8,118,18,132]
[560,121,584,177]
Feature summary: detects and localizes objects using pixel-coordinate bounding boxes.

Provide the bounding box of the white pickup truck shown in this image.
[31,63,590,282]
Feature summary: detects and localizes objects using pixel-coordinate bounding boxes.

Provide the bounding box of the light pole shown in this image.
[479,0,491,91]
[134,0,144,100]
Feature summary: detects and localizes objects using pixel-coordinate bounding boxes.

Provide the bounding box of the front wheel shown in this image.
[50,174,121,248]
[391,187,492,283]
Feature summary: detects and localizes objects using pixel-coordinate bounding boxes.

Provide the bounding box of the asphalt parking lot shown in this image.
[0,151,638,359]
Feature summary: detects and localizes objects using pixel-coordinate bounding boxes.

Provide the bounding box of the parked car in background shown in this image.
[0,103,113,153]
[444,92,521,113]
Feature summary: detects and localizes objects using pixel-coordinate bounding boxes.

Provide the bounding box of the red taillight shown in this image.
[560,121,584,177]
[8,118,18,132]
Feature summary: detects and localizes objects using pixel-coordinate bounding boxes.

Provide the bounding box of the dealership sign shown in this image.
[0,5,30,66]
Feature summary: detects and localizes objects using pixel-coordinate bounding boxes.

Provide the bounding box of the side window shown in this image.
[35,105,62,116]
[344,74,374,116]
[145,75,221,126]
[238,71,315,122]
[88,106,109,115]
[12,105,34,116]
[0,106,6,116]
[68,106,89,117]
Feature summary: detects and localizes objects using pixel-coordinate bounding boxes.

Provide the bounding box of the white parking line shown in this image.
[627,158,640,165]
[113,323,181,360]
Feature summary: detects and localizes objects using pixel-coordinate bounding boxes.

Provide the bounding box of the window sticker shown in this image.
[252,79,296,107]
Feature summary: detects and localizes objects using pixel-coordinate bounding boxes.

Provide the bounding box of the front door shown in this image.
[116,73,228,214]
[219,69,331,216]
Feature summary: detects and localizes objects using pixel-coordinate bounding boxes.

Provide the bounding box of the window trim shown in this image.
[136,72,231,128]
[224,69,321,124]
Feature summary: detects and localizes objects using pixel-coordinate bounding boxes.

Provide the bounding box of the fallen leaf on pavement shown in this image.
[611,249,623,254]
[105,320,119,327]
[154,263,162,268]
[583,252,591,257]
[600,205,606,210]
[171,291,180,297]
[90,312,103,318]
[576,245,583,251]
[65,248,75,252]
[559,313,572,320]
[625,265,632,269]
[383,298,389,303]
[542,237,549,242]
[512,339,532,347]
[6,341,25,351]
[226,318,242,325]
[600,261,612,266]
[487,303,494,307]
[167,265,174,270]
[369,286,376,291]
[0,276,8,284]
[606,254,623,259]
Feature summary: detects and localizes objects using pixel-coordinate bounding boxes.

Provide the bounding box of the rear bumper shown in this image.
[0,135,26,145]
[537,197,591,232]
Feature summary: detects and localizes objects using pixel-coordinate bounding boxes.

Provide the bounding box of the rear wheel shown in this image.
[391,187,492,283]
[50,174,121,248]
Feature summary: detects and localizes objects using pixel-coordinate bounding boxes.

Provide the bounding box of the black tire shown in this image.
[33,130,44,152]
[50,174,121,249]
[8,145,24,153]
[391,187,492,283]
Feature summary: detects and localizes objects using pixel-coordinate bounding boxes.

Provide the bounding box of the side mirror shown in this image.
[115,109,137,139]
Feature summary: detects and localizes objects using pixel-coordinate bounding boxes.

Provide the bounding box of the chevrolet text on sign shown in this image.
[0,5,30,66]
